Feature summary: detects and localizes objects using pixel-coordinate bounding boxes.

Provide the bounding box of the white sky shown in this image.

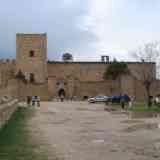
[0,0,160,61]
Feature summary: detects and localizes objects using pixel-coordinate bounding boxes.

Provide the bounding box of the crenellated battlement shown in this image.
[0,59,16,65]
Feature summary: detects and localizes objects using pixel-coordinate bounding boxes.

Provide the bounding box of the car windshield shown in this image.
[96,96,105,98]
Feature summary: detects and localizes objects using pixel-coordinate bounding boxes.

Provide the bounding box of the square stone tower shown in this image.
[16,33,47,83]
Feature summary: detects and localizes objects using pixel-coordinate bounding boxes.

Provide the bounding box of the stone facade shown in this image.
[16,33,47,83]
[0,99,18,129]
[0,33,159,101]
[47,62,157,101]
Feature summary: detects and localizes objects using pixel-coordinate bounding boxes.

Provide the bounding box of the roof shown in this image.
[16,33,47,36]
[47,61,155,65]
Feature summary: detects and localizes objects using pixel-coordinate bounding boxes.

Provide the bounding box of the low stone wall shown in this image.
[0,99,18,129]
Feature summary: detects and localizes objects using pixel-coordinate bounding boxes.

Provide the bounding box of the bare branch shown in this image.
[129,41,159,106]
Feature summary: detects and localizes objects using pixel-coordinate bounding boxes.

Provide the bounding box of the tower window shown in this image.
[29,50,35,57]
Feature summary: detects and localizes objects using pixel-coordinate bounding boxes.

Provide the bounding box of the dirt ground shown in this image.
[28,102,160,160]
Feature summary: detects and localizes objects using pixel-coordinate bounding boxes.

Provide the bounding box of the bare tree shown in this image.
[131,41,160,77]
[132,41,159,61]
[130,41,160,106]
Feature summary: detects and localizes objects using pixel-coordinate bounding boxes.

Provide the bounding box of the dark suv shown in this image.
[108,94,130,103]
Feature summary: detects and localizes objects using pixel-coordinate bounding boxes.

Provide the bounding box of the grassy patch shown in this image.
[106,102,160,113]
[129,103,160,113]
[0,107,55,160]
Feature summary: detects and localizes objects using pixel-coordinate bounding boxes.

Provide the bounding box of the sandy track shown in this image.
[28,102,160,160]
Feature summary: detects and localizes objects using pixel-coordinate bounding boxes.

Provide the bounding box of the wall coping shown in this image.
[47,61,155,65]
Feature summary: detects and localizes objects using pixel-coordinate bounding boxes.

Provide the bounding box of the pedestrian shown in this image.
[60,94,64,102]
[34,96,38,107]
[154,96,160,106]
[27,96,31,106]
[125,94,131,109]
[37,96,40,107]
[120,95,125,110]
[128,96,133,108]
[32,96,35,106]
[148,96,153,107]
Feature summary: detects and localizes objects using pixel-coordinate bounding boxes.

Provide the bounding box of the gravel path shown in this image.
[28,102,160,160]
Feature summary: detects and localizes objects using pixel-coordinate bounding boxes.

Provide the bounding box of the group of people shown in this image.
[148,95,160,107]
[27,96,40,107]
[120,94,132,110]
[154,95,160,106]
[120,94,160,109]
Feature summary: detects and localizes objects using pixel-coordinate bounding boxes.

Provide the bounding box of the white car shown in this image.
[88,96,108,103]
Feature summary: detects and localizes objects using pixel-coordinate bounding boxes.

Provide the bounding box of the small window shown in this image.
[29,50,35,57]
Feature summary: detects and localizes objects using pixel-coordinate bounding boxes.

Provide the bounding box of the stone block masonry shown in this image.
[0,99,18,129]
[0,33,158,101]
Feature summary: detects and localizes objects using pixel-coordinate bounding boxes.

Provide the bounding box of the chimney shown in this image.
[101,56,109,62]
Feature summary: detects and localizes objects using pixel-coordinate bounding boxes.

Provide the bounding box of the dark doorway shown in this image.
[29,50,35,57]
[83,96,89,100]
[58,89,65,97]
[30,73,35,83]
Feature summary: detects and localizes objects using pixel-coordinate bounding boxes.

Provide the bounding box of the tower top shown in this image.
[16,33,47,36]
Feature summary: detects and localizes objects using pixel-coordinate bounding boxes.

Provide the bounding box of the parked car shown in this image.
[88,96,109,103]
[108,94,130,103]
[107,95,122,103]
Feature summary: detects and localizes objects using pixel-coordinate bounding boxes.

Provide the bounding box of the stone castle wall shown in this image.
[47,62,157,101]
[18,83,49,101]
[0,63,18,128]
[0,60,16,88]
[0,99,18,129]
[0,33,158,102]
[77,81,119,98]
[0,60,17,100]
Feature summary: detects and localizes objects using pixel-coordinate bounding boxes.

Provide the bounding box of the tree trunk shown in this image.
[146,85,151,107]
[118,77,122,95]
[18,79,21,101]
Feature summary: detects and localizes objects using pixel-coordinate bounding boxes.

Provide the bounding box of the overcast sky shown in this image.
[0,0,160,61]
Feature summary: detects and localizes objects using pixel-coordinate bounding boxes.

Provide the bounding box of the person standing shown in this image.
[154,96,160,106]
[27,96,31,106]
[37,96,40,107]
[128,96,133,108]
[32,96,35,106]
[60,94,64,102]
[120,96,125,110]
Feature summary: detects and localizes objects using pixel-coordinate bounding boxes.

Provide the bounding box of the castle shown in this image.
[0,33,159,101]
